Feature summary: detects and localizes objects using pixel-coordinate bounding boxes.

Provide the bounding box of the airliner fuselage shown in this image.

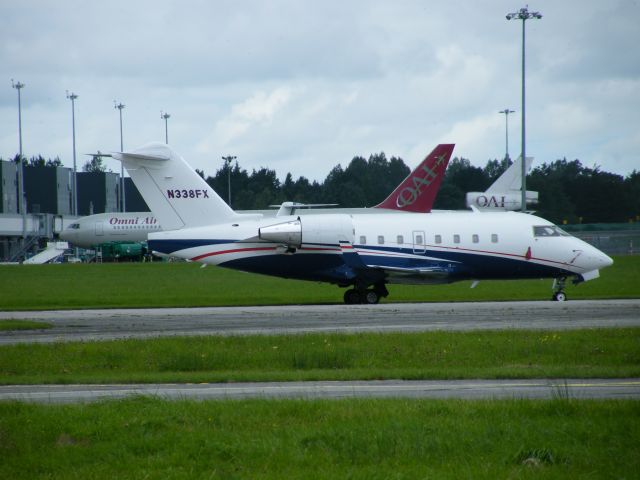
[148,210,612,290]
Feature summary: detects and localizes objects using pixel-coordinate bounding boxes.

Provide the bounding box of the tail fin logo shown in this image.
[395,155,445,208]
[373,144,453,213]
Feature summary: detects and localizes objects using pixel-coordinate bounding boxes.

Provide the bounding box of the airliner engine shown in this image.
[258,214,354,247]
[465,191,539,211]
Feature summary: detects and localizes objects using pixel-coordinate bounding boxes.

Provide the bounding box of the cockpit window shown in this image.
[533,225,570,237]
[69,223,80,229]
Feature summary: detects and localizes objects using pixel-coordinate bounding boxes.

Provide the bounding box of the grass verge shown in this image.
[0,320,52,331]
[2,328,638,384]
[0,255,638,310]
[1,397,638,479]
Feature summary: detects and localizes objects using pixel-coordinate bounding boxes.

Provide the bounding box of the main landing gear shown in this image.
[551,277,567,301]
[343,284,389,305]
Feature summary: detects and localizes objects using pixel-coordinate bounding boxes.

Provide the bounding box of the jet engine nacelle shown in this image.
[466,191,539,211]
[259,214,354,247]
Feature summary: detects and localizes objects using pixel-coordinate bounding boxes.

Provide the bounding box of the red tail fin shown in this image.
[373,144,454,213]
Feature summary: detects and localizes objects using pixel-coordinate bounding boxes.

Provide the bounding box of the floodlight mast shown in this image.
[66,91,79,216]
[221,155,236,208]
[114,101,126,212]
[506,6,542,211]
[499,109,515,161]
[161,111,170,144]
[11,79,26,240]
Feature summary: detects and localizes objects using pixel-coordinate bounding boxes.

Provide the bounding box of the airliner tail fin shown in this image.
[113,142,236,230]
[487,156,533,193]
[373,144,454,213]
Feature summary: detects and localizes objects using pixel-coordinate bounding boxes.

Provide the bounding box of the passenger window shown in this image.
[415,235,423,245]
[491,234,498,243]
[397,235,404,245]
[359,235,366,245]
[453,234,460,244]
[472,234,479,243]
[378,235,384,245]
[435,234,442,244]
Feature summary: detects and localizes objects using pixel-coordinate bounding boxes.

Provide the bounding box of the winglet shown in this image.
[373,144,454,213]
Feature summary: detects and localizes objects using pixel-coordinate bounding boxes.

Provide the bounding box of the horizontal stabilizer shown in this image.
[113,151,171,164]
[272,202,339,217]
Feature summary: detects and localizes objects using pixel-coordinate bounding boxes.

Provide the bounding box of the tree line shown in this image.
[4,152,638,224]
[203,154,639,225]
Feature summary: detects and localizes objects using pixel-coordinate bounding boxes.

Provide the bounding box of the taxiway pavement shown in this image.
[1,378,638,403]
[1,299,639,345]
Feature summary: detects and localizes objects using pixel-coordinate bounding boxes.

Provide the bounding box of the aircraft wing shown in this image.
[340,240,456,284]
[365,264,453,280]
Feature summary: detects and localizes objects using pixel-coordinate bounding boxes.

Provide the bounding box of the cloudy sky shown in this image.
[1,0,638,182]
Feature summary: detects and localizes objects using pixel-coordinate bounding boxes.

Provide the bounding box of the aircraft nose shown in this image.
[596,251,614,269]
[59,229,76,243]
[584,245,613,270]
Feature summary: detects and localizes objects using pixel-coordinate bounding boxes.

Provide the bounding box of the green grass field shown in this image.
[1,258,638,478]
[2,328,638,384]
[1,398,638,479]
[0,255,638,310]
[0,320,52,331]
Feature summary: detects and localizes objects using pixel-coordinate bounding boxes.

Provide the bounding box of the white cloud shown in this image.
[201,87,293,149]
[544,102,602,138]
[1,0,639,181]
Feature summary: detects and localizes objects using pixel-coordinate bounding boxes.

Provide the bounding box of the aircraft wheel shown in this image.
[344,289,360,304]
[364,289,380,304]
[552,291,567,302]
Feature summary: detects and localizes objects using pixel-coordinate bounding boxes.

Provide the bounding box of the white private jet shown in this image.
[60,144,454,248]
[111,142,612,304]
[466,156,538,210]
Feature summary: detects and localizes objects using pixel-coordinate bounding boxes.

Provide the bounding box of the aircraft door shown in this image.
[95,223,104,236]
[412,230,426,254]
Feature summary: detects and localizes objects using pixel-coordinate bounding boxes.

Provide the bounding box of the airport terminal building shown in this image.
[0,160,149,261]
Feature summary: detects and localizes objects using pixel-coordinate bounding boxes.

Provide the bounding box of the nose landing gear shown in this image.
[551,277,567,301]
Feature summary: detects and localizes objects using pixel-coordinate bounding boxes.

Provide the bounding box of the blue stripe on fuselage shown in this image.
[148,238,574,282]
[222,252,356,283]
[221,245,573,283]
[148,238,232,254]
[355,245,572,279]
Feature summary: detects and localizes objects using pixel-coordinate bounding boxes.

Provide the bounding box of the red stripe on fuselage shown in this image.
[190,244,339,261]
[358,244,573,268]
[191,246,277,261]
[189,243,572,270]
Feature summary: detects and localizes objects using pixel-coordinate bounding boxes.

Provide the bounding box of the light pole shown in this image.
[498,109,515,161]
[160,111,170,144]
[114,101,126,212]
[66,91,78,216]
[12,79,26,239]
[221,155,236,207]
[507,6,542,211]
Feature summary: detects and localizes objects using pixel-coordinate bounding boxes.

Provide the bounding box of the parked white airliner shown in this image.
[60,144,454,248]
[113,142,612,304]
